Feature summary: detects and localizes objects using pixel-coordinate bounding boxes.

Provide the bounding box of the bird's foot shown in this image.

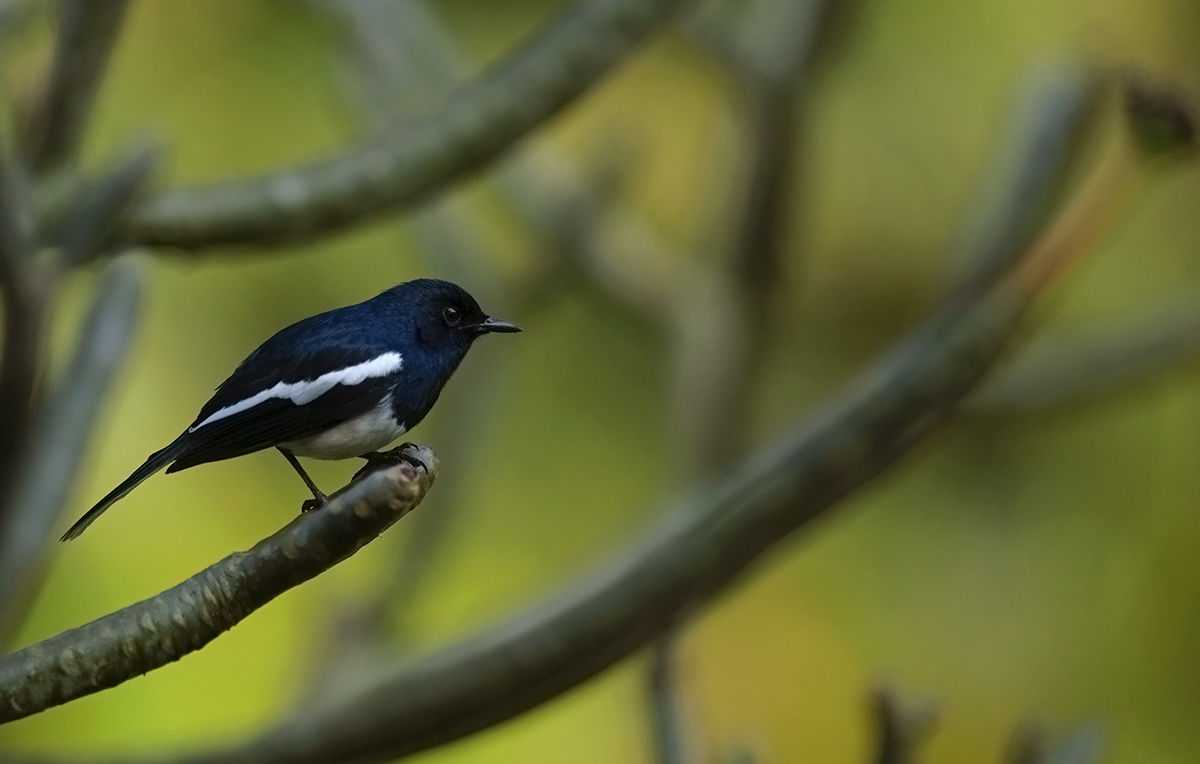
[300,491,330,514]
[354,445,427,481]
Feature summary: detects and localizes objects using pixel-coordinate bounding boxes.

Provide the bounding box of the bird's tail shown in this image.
[60,436,188,541]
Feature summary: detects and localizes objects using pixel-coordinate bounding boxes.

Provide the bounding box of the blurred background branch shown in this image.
[671,0,859,472]
[967,297,1200,417]
[652,0,856,754]
[0,159,43,528]
[646,639,704,764]
[121,0,685,251]
[21,0,129,173]
[0,258,142,647]
[868,687,938,764]
[326,0,682,321]
[0,144,158,645]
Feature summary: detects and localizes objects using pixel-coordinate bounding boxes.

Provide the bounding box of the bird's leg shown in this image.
[277,447,328,513]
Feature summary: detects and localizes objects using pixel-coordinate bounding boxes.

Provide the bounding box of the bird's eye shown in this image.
[442,306,461,326]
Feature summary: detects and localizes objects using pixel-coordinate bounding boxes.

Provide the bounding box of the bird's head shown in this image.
[390,279,521,355]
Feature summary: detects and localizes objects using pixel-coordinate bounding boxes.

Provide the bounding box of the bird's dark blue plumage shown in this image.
[62,279,520,540]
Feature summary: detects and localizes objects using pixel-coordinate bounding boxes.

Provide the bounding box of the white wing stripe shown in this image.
[188,352,403,433]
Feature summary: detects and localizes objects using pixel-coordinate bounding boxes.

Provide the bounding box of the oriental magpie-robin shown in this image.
[62,279,519,541]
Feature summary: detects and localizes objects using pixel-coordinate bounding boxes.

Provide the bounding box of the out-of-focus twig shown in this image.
[966,300,1200,417]
[869,687,938,764]
[653,1,857,755]
[647,639,703,764]
[0,259,142,647]
[0,146,158,638]
[1005,723,1104,764]
[53,145,158,266]
[684,0,858,90]
[960,79,1196,419]
[0,447,438,724]
[950,67,1102,300]
[23,0,130,171]
[674,0,855,471]
[0,160,42,524]
[325,0,681,323]
[120,0,684,251]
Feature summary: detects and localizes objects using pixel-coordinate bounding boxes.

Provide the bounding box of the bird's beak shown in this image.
[473,316,522,335]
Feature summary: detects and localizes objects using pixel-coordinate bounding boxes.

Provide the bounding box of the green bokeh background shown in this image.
[4,0,1200,761]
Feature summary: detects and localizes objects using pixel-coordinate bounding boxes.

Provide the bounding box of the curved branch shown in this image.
[0,447,439,724]
[121,0,681,251]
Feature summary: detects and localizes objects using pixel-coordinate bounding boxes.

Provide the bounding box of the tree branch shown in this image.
[120,0,683,251]
[1,147,156,533]
[647,639,702,764]
[675,0,851,470]
[325,0,682,321]
[966,299,1200,417]
[0,447,438,725]
[23,0,130,171]
[949,66,1101,300]
[651,0,853,752]
[0,258,143,647]
[0,160,43,523]
[54,146,158,267]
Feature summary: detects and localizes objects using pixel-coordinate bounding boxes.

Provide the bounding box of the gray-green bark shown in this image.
[0,449,437,724]
[122,0,683,250]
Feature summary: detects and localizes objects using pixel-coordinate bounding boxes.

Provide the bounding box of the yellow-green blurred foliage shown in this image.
[4,0,1200,762]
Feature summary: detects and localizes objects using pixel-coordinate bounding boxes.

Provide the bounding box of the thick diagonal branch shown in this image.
[122,0,682,250]
[0,448,438,724]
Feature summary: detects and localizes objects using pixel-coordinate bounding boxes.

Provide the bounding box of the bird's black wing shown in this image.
[167,345,398,472]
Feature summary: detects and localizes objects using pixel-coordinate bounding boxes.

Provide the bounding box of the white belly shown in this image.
[281,396,406,460]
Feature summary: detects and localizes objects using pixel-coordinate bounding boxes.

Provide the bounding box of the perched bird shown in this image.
[62,279,519,541]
